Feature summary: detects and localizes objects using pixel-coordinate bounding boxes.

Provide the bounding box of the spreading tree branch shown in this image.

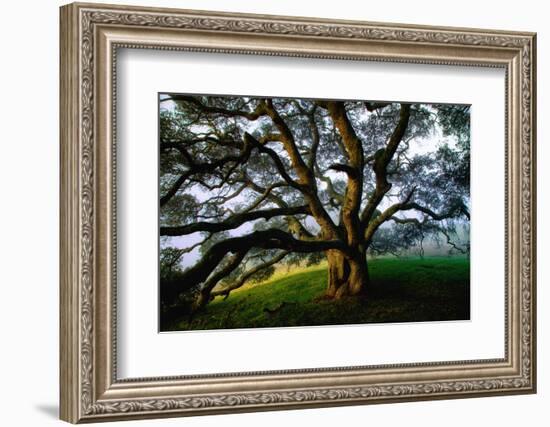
[254,103,340,238]
[366,196,469,243]
[212,251,291,299]
[166,229,349,296]
[163,95,267,120]
[199,250,248,298]
[160,137,253,207]
[243,133,303,190]
[364,186,416,241]
[160,205,311,236]
[245,179,315,239]
[325,101,365,246]
[360,103,412,227]
[400,202,470,221]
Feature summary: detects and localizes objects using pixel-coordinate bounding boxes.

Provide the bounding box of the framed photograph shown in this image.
[60,2,536,423]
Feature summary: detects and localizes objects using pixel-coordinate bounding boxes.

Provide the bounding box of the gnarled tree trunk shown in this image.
[325,248,369,299]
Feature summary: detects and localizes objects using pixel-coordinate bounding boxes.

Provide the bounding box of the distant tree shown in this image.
[159,95,470,310]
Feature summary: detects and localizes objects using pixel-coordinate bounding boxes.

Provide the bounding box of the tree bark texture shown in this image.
[325,249,369,299]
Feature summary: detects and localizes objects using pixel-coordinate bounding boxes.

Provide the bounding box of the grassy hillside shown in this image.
[165,256,470,331]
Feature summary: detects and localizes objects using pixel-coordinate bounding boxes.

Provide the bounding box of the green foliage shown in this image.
[163,256,469,331]
[435,104,470,146]
[159,246,184,278]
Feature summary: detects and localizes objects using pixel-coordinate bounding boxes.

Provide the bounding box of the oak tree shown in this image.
[159,95,470,311]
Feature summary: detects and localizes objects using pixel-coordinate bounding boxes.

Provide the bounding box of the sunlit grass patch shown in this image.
[166,256,469,331]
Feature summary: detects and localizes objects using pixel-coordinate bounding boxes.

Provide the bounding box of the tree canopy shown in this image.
[159,95,470,311]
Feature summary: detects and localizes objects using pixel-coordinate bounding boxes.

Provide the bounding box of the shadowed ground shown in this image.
[164,256,470,331]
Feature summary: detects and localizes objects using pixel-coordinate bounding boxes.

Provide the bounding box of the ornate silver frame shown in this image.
[60,2,537,423]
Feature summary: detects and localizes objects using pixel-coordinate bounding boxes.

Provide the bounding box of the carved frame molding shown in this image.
[60,2,536,423]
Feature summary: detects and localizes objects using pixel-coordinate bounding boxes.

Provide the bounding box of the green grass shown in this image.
[165,256,470,331]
